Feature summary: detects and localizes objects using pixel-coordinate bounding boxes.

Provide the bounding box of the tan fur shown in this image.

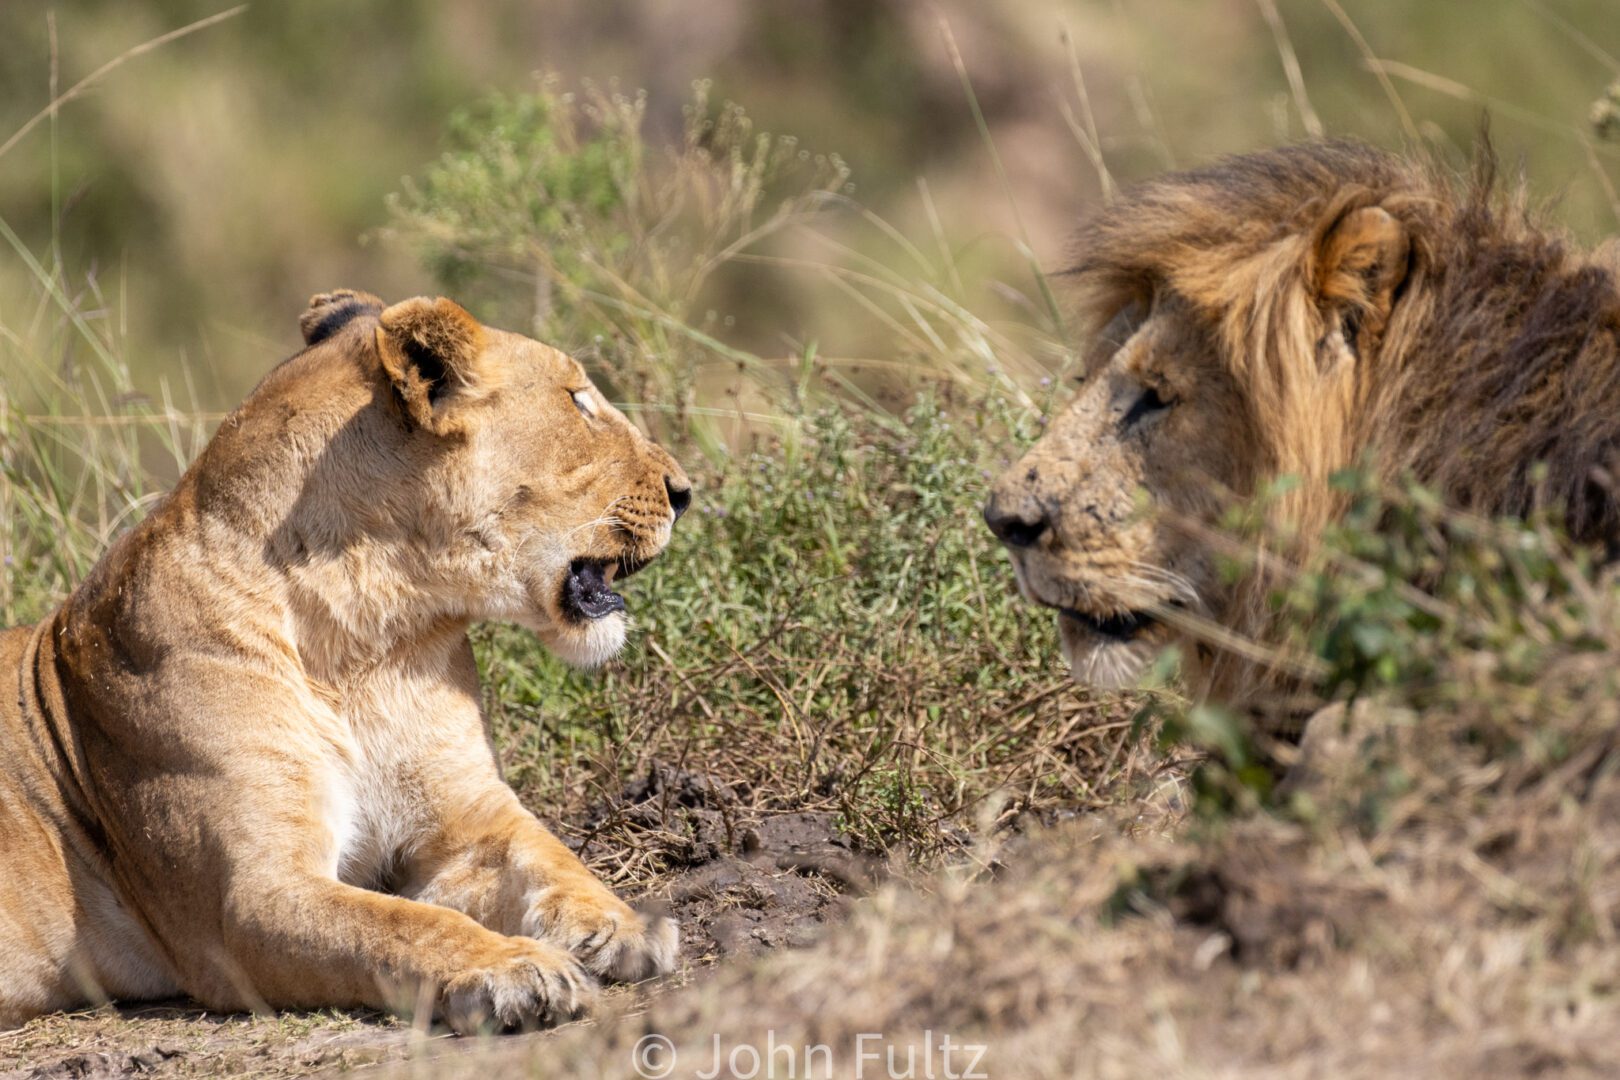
[0,290,691,1032]
[986,141,1620,701]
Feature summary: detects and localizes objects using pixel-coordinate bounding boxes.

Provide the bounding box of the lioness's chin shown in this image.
[535,612,628,669]
[1057,614,1159,691]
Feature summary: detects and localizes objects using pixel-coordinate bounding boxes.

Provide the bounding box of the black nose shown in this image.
[983,498,1048,548]
[665,475,692,522]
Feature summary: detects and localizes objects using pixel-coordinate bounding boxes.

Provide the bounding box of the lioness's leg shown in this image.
[402,789,677,982]
[220,875,594,1032]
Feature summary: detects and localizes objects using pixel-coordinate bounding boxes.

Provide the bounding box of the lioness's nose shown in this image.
[665,475,692,522]
[983,496,1048,548]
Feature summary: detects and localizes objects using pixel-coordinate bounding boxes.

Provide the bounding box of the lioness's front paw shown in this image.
[440,938,596,1034]
[590,907,678,982]
[526,891,679,982]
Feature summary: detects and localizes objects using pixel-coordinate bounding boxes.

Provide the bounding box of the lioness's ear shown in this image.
[375,296,488,432]
[300,289,384,346]
[1311,205,1410,340]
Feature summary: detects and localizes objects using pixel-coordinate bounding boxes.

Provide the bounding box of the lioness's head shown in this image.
[220,290,690,669]
[985,143,1424,691]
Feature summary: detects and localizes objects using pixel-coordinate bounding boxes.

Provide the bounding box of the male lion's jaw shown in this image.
[1007,549,1179,691]
[1057,610,1165,691]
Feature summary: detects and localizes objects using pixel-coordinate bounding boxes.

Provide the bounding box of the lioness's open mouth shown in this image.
[1060,607,1156,642]
[561,559,627,621]
[560,554,659,621]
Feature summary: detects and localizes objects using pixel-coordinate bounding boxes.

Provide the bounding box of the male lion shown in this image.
[985,141,1620,697]
[0,291,691,1032]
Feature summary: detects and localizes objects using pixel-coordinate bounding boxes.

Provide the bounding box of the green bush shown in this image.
[385,78,854,451]
[1157,464,1615,820]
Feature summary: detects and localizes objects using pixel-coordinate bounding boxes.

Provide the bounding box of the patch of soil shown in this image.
[17,1043,184,1080]
[593,764,876,962]
[0,1006,418,1080]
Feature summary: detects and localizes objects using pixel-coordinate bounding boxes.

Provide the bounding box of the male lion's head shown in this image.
[233,290,691,670]
[985,142,1427,692]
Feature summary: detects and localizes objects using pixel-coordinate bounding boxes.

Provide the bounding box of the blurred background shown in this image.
[2,0,1617,407]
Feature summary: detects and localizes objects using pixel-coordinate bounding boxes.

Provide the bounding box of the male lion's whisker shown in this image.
[1122,561,1205,611]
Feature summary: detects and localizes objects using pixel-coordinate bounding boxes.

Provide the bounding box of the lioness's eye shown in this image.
[1121,385,1172,431]
[571,389,594,417]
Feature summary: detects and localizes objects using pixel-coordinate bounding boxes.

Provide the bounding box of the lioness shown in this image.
[985,141,1620,696]
[0,291,690,1032]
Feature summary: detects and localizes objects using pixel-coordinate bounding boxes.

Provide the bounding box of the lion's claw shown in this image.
[440,939,597,1034]
[526,895,679,983]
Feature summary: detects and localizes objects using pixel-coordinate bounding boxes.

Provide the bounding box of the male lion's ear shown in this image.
[1311,205,1411,338]
[375,297,488,432]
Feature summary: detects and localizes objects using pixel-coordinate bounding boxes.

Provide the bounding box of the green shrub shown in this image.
[1157,465,1615,819]
[385,78,854,450]
[384,78,1135,854]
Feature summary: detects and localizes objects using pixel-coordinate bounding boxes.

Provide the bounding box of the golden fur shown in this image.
[986,141,1620,698]
[0,290,691,1032]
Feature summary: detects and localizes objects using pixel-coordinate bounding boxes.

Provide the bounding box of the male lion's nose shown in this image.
[983,496,1048,549]
[665,475,692,522]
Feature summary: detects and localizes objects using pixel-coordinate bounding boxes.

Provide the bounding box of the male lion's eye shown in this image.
[1121,385,1172,431]
[1340,311,1363,359]
[1099,297,1148,351]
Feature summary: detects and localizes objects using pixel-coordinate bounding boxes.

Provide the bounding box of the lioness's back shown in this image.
[0,620,75,1025]
[0,623,36,767]
[0,621,29,672]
